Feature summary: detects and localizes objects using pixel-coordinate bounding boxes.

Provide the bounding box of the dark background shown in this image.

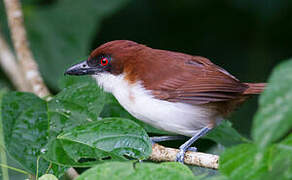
[1,0,292,136]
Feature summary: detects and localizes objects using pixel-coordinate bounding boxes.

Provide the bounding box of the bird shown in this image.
[65,40,266,163]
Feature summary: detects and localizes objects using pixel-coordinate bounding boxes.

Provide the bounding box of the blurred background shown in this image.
[1,0,292,179]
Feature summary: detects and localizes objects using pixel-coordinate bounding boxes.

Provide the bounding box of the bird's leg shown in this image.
[150,135,187,145]
[176,127,211,163]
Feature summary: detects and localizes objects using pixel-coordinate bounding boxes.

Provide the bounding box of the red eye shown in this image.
[100,57,109,66]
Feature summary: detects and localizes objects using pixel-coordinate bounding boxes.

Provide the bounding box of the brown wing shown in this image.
[139,50,248,105]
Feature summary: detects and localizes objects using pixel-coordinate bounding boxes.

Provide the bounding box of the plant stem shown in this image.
[0,164,30,175]
[0,91,9,180]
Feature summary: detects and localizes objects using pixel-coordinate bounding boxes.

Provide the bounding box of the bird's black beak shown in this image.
[64,60,100,76]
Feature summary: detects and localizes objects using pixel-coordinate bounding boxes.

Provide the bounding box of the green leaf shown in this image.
[219,143,269,180]
[59,75,95,89]
[1,92,50,174]
[1,92,69,177]
[25,0,131,90]
[205,120,249,147]
[48,81,105,137]
[252,59,292,149]
[41,138,80,167]
[76,161,197,180]
[58,118,152,160]
[42,138,123,167]
[261,134,292,180]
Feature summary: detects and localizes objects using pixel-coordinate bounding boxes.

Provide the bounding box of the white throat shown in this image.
[92,73,220,137]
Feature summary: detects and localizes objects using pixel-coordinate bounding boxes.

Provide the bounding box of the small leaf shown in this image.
[76,161,197,180]
[252,59,292,149]
[58,118,152,160]
[205,120,249,147]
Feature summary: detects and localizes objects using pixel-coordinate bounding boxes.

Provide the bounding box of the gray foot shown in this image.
[187,146,197,152]
[176,146,197,163]
[176,148,185,163]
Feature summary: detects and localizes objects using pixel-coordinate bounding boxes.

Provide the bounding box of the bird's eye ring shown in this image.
[100,57,109,66]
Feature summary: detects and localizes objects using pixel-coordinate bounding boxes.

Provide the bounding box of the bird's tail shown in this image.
[243,83,266,95]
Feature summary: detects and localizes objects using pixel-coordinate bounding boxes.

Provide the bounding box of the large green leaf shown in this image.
[261,134,292,180]
[58,118,152,160]
[252,59,292,149]
[24,0,131,90]
[219,143,270,180]
[1,92,50,174]
[76,161,197,180]
[42,137,123,167]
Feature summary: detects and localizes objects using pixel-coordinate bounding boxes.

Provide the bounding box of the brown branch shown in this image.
[150,144,219,169]
[0,32,30,91]
[3,0,49,97]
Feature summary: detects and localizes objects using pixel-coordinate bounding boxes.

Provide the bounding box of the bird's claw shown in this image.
[176,146,198,163]
[176,149,185,163]
[187,146,197,152]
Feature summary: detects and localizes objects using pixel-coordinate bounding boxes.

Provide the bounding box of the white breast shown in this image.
[93,73,221,137]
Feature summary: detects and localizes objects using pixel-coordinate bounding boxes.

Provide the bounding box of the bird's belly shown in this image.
[112,86,218,137]
[121,99,215,137]
[93,74,220,137]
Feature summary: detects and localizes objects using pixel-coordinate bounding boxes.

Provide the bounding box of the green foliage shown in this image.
[252,60,292,149]
[1,92,50,174]
[0,81,152,177]
[76,162,197,180]
[58,118,151,159]
[219,59,292,180]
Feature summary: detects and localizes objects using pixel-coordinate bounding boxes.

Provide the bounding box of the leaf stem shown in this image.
[0,91,9,180]
[36,156,40,179]
[0,163,30,175]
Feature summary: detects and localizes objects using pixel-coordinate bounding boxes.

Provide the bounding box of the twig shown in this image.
[3,0,49,97]
[66,168,80,180]
[0,31,30,91]
[150,143,219,169]
[3,0,79,179]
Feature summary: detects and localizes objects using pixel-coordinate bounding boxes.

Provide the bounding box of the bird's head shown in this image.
[64,40,146,77]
